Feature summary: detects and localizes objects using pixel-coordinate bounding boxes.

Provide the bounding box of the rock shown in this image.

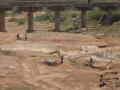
[97,43,109,48]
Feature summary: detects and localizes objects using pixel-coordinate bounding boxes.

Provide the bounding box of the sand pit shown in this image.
[0,23,120,90]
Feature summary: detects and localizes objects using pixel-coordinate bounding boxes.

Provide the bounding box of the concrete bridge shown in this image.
[0,0,120,32]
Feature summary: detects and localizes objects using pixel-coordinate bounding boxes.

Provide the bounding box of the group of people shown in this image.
[44,50,64,66]
[99,71,120,88]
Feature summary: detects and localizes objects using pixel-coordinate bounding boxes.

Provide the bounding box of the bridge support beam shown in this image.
[0,10,5,32]
[54,10,61,32]
[81,10,86,28]
[27,10,34,33]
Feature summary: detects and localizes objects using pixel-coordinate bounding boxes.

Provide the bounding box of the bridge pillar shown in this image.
[27,10,34,33]
[0,10,5,32]
[54,10,61,32]
[81,10,86,28]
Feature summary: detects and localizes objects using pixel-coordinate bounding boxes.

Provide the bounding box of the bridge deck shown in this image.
[0,0,120,9]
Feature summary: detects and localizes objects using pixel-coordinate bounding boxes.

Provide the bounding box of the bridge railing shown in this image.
[0,0,120,8]
[0,0,89,7]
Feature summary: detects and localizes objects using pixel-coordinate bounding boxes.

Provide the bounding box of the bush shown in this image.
[88,8,120,25]
[16,18,27,25]
[8,18,27,25]
[34,13,54,22]
[6,11,17,17]
[88,8,108,24]
[60,16,67,22]
[34,12,67,22]
[0,50,15,56]
[8,17,18,22]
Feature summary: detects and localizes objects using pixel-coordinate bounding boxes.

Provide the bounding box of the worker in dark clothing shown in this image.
[16,34,21,40]
[60,55,64,64]
[47,59,52,66]
[89,58,94,68]
[57,50,61,57]
[115,78,120,87]
[99,75,106,88]
[57,50,64,64]
[24,34,27,41]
